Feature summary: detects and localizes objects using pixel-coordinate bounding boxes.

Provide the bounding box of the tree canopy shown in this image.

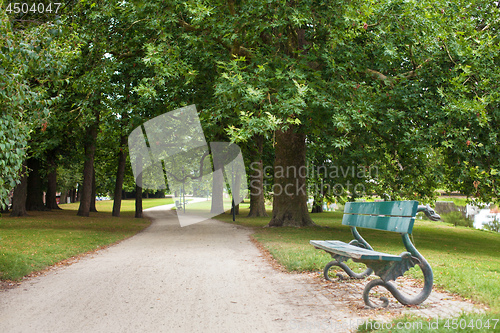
[1,0,499,226]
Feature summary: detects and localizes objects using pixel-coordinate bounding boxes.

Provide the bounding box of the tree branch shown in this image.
[443,42,457,65]
[121,19,149,34]
[178,19,201,32]
[366,68,394,87]
[365,58,431,86]
[110,48,144,60]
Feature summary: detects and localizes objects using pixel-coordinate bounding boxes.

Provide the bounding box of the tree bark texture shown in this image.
[25,157,46,211]
[311,196,324,213]
[45,150,61,210]
[90,169,97,212]
[248,135,267,217]
[77,147,95,216]
[135,184,143,218]
[112,134,128,217]
[10,161,28,217]
[268,127,314,227]
[77,109,99,217]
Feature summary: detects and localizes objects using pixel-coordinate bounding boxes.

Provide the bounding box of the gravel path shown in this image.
[0,207,358,333]
[0,206,484,333]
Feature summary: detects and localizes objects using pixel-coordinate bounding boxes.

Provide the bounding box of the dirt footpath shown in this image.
[0,208,483,333]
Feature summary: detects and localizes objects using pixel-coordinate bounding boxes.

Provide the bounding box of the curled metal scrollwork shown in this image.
[323,233,374,281]
[324,260,373,281]
[362,234,434,308]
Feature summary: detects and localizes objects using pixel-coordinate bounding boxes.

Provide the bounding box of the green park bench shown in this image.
[310,200,440,308]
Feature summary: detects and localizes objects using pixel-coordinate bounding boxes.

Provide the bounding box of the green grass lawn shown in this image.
[216,203,500,315]
[435,196,470,207]
[58,198,174,215]
[172,198,234,214]
[2,197,498,331]
[0,198,172,280]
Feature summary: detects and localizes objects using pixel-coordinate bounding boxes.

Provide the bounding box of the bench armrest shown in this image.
[417,204,440,221]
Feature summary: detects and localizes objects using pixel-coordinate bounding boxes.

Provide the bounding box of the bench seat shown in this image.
[310,240,402,261]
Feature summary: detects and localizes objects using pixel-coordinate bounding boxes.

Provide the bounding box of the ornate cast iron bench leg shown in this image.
[324,259,373,281]
[324,226,373,281]
[362,234,433,308]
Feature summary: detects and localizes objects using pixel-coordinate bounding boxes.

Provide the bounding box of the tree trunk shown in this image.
[112,135,128,217]
[248,135,268,217]
[135,152,143,218]
[230,172,241,215]
[77,150,95,216]
[10,161,28,217]
[135,184,143,218]
[62,190,69,204]
[311,196,324,213]
[211,157,225,214]
[267,126,314,227]
[45,150,61,210]
[77,108,99,217]
[90,168,98,212]
[26,157,46,211]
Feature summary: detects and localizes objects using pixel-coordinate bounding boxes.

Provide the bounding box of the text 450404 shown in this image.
[5,3,63,15]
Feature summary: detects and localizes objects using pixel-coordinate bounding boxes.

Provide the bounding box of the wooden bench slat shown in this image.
[344,201,418,217]
[310,240,402,261]
[342,214,416,234]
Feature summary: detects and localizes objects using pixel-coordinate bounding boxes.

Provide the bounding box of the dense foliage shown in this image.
[1,0,499,221]
[0,6,78,209]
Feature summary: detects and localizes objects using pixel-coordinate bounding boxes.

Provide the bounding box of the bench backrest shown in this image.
[342,201,418,234]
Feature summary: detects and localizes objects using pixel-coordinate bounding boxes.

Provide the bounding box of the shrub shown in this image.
[440,211,473,227]
[484,219,500,232]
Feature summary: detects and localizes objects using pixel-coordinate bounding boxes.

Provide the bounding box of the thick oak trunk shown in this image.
[10,161,28,217]
[26,157,46,211]
[112,135,128,217]
[77,109,99,217]
[267,127,314,227]
[45,150,61,210]
[248,135,267,217]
